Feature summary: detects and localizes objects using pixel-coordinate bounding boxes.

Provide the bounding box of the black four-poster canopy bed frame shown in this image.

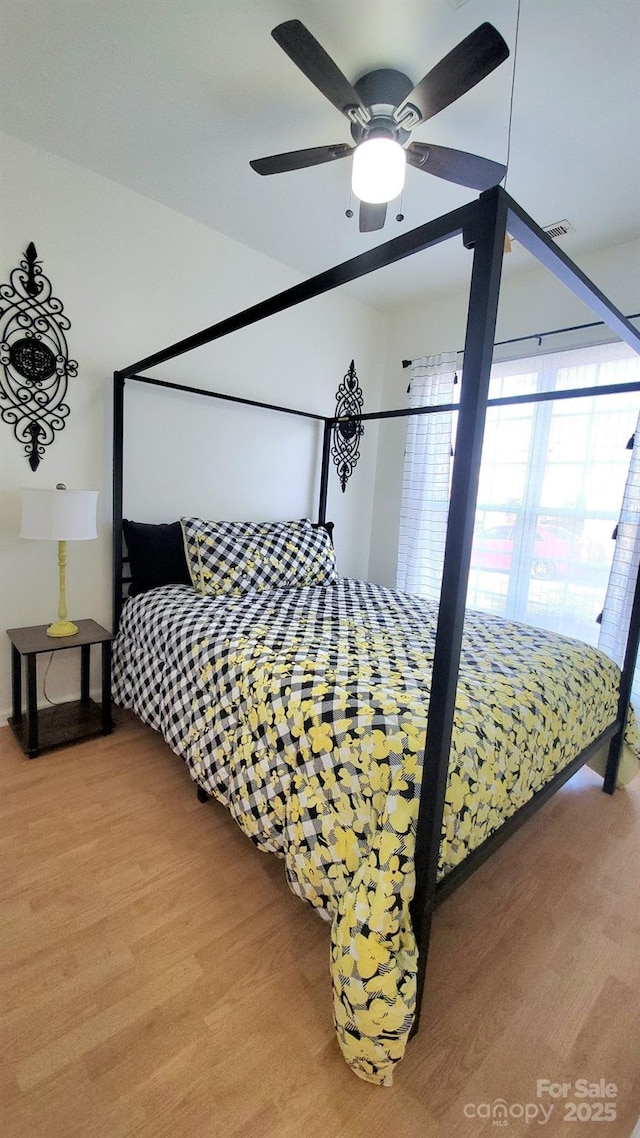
[112,186,640,1066]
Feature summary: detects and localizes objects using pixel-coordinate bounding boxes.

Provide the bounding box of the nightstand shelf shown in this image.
[6,619,113,758]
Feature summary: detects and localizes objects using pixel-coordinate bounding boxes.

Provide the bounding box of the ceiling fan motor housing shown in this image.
[350,69,413,146]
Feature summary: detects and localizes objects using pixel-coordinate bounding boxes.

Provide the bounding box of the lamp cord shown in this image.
[42,652,61,706]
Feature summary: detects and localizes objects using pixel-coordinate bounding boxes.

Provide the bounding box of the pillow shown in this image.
[180,517,338,597]
[313,520,335,544]
[123,519,192,596]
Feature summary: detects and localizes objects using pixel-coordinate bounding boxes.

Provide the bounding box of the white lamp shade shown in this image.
[20,488,98,541]
[351,137,406,204]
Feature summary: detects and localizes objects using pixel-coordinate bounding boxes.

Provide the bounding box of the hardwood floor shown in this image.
[1,710,638,1138]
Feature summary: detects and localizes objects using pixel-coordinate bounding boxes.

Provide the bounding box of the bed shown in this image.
[112,515,637,1084]
[112,188,640,1086]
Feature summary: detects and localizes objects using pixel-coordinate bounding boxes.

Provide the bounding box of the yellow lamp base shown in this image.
[47,541,78,637]
[47,620,79,638]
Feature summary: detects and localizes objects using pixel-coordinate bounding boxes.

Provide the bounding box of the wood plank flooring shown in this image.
[1,710,638,1138]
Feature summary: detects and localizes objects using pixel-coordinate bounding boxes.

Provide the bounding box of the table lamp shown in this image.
[20,483,98,637]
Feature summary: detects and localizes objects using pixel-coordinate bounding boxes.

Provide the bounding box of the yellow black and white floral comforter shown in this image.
[112,579,627,1085]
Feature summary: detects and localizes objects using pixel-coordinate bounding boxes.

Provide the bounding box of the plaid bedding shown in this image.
[112,579,626,1084]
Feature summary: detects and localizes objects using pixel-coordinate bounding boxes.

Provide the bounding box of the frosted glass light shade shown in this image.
[20,488,98,541]
[351,137,406,204]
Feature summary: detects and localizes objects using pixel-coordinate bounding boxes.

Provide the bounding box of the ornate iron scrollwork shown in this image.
[332,359,364,492]
[0,242,77,470]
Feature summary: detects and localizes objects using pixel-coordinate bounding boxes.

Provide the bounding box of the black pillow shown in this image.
[313,520,335,544]
[123,519,191,596]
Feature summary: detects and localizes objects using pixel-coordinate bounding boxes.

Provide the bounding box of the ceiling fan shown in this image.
[250,19,510,233]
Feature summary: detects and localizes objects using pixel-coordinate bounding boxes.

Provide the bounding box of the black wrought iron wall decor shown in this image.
[332,359,364,492]
[0,242,77,471]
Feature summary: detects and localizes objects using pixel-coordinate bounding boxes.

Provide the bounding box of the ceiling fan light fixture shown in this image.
[351,136,406,204]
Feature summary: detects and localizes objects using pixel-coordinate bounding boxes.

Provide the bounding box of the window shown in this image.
[398,340,640,650]
[467,342,639,644]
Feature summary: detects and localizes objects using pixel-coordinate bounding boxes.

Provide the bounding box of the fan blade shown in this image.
[395,23,509,127]
[272,20,368,119]
[359,201,387,233]
[250,144,352,176]
[407,142,506,190]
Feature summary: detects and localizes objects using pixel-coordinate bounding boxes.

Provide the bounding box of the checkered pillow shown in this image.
[180,517,338,597]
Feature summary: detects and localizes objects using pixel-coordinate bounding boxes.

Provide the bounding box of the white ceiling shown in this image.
[1,0,639,311]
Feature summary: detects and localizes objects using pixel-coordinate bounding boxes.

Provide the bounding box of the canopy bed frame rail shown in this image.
[113,186,640,1038]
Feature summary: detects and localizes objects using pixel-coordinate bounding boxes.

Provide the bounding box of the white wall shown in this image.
[369,235,640,587]
[0,132,387,723]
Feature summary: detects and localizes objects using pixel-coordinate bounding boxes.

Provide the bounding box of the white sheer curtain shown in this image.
[598,411,640,703]
[396,352,458,599]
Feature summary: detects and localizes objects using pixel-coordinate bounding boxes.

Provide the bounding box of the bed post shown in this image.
[410,187,509,1032]
[318,419,333,524]
[603,563,640,793]
[113,371,125,632]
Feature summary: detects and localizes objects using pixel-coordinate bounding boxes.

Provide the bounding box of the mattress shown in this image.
[112,578,626,1084]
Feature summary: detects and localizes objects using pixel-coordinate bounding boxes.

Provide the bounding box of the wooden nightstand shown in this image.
[6,620,113,758]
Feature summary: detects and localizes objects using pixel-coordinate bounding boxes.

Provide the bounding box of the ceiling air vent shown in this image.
[542,219,575,240]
